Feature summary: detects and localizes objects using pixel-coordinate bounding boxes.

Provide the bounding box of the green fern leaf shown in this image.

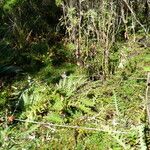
[44,112,63,123]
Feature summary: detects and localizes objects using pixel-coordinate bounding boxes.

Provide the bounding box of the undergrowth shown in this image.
[0,0,150,149]
[0,40,149,149]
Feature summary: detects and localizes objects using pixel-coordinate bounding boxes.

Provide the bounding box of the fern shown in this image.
[73,97,96,115]
[52,98,63,111]
[18,81,52,120]
[44,112,64,123]
[56,74,87,98]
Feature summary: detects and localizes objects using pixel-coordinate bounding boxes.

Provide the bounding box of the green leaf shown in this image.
[52,100,63,111]
[55,0,62,6]
[3,0,20,11]
[143,66,150,71]
[81,99,95,107]
[45,112,63,123]
[79,105,91,113]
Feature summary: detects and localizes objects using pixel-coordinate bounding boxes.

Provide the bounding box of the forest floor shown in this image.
[0,34,150,150]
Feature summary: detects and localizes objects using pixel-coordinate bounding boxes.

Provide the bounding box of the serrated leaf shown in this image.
[45,113,63,123]
[52,100,63,111]
[81,99,95,107]
[78,105,91,113]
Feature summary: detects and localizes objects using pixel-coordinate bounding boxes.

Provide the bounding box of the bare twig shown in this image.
[15,118,128,134]
[122,0,147,34]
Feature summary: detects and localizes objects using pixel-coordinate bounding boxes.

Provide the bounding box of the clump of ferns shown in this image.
[19,75,88,122]
[56,74,87,100]
[54,75,91,118]
[20,79,64,120]
[19,81,52,120]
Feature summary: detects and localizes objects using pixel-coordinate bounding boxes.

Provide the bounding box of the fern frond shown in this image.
[56,74,87,98]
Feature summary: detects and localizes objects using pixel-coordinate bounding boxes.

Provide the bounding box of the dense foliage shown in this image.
[0,0,150,149]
